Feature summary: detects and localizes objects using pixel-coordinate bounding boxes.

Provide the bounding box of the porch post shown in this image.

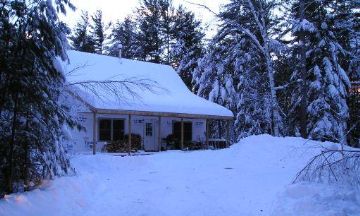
[180,118,184,150]
[158,116,161,151]
[128,114,132,155]
[226,119,230,147]
[205,119,209,148]
[92,111,97,155]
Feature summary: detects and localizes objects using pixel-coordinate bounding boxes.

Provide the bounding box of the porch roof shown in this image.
[63,51,233,119]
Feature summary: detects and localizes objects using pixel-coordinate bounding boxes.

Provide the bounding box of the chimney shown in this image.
[118,43,123,59]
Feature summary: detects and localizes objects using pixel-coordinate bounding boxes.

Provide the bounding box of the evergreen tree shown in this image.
[70,11,95,53]
[135,0,164,63]
[107,17,138,58]
[0,0,78,195]
[331,0,358,74]
[273,52,294,136]
[235,39,275,139]
[90,10,105,54]
[171,6,204,90]
[159,0,175,64]
[131,0,205,74]
[331,0,359,146]
[194,0,286,138]
[193,41,238,139]
[289,0,353,143]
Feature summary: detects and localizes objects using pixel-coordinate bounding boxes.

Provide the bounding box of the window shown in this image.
[112,120,125,141]
[145,123,153,136]
[173,121,192,142]
[99,119,124,141]
[99,119,111,141]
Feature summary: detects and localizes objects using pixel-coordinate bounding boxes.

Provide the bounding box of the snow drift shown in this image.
[1,135,359,216]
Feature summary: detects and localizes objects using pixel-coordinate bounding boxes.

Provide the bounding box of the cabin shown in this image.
[63,51,233,153]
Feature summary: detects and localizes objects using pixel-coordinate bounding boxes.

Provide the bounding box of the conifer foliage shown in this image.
[105,0,204,90]
[193,0,358,144]
[107,17,137,58]
[171,6,204,90]
[193,0,286,139]
[289,0,356,143]
[90,10,105,54]
[70,10,107,54]
[69,11,95,53]
[134,0,166,63]
[0,0,78,196]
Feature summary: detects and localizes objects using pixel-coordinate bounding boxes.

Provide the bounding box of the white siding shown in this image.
[64,112,94,153]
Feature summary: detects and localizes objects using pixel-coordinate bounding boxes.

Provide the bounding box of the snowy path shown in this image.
[1,135,359,216]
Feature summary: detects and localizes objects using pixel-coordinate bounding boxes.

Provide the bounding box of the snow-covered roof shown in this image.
[63,51,233,118]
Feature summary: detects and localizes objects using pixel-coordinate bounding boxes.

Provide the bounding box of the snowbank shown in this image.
[1,135,359,216]
[273,183,360,216]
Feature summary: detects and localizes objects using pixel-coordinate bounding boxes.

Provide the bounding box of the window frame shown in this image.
[98,118,125,142]
[145,122,153,137]
[172,121,193,142]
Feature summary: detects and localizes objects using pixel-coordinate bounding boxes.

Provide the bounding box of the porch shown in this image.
[87,109,233,154]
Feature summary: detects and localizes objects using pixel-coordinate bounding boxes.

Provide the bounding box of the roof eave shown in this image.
[86,108,234,120]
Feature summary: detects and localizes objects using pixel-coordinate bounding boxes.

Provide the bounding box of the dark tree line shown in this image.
[69,0,205,90]
[70,10,106,54]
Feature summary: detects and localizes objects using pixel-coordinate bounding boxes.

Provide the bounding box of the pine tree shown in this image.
[193,42,238,139]
[235,39,275,139]
[0,0,78,195]
[135,0,164,63]
[171,6,204,90]
[194,0,286,138]
[70,11,95,53]
[347,2,360,146]
[159,0,175,64]
[289,0,353,144]
[274,52,294,136]
[226,0,285,136]
[131,0,205,71]
[107,17,138,58]
[90,10,105,54]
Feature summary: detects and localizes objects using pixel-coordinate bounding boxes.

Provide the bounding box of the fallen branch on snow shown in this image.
[293,148,360,187]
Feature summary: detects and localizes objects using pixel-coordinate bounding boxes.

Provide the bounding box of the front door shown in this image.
[173,121,193,149]
[143,119,158,151]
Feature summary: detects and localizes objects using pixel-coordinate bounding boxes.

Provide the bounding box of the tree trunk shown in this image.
[246,0,281,136]
[265,52,281,137]
[7,92,19,193]
[299,0,308,138]
[24,115,30,191]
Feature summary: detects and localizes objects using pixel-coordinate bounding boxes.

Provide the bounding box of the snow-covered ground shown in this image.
[1,135,359,216]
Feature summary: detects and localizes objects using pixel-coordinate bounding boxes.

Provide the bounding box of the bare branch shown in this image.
[64,63,91,76]
[64,64,166,106]
[66,78,163,104]
[184,1,218,16]
[293,148,360,187]
[274,79,302,91]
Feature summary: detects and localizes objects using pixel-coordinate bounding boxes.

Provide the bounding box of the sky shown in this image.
[63,0,229,37]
